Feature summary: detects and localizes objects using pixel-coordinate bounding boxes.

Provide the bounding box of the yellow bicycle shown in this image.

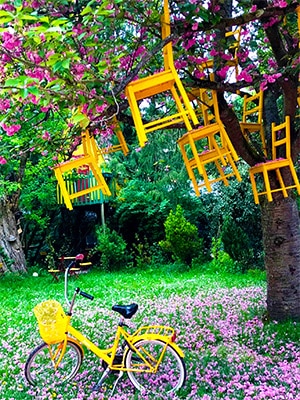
[25,260,186,395]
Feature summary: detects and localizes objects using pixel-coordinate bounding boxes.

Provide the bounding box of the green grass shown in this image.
[0,266,299,399]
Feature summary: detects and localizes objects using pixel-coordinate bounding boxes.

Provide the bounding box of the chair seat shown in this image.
[240,122,262,132]
[250,158,291,172]
[126,69,176,100]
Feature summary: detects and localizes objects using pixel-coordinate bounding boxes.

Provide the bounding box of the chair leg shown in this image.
[275,168,288,198]
[170,86,193,131]
[262,168,273,202]
[249,170,260,204]
[54,168,73,210]
[126,88,148,147]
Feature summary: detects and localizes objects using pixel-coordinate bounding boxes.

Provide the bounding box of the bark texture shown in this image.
[0,197,26,273]
[261,197,300,321]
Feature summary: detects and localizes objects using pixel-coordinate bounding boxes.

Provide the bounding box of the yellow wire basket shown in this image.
[34,300,67,344]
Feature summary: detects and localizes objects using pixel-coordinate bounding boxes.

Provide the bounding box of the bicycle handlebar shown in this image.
[78,289,94,301]
[64,257,94,308]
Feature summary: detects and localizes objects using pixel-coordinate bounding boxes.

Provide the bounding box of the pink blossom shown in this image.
[1,32,22,51]
[0,99,10,111]
[42,131,51,141]
[0,156,7,164]
[1,123,21,136]
[250,5,257,12]
[274,0,288,8]
[174,60,188,69]
[184,38,196,50]
[217,65,230,79]
[96,104,107,113]
[210,49,219,57]
[237,70,253,83]
[192,22,198,31]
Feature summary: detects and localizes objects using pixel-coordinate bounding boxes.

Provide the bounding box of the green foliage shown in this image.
[220,215,255,271]
[201,163,264,269]
[159,205,205,265]
[94,226,130,271]
[210,236,243,274]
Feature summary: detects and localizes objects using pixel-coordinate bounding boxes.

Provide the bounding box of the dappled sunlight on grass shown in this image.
[0,269,299,399]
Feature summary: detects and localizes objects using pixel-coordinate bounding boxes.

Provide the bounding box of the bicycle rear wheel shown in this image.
[125,339,186,394]
[25,340,83,386]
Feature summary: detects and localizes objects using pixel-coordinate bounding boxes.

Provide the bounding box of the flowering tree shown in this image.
[0,0,299,319]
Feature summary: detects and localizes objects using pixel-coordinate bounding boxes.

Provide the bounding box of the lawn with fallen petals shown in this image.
[0,268,299,399]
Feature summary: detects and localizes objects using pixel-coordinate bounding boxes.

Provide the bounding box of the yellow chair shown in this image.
[189,88,239,158]
[197,27,241,81]
[188,87,221,125]
[125,0,199,147]
[249,116,300,204]
[240,91,266,155]
[101,118,129,156]
[177,122,241,196]
[53,130,111,210]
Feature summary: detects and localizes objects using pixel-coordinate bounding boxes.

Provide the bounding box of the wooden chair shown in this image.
[53,130,111,210]
[249,116,300,204]
[197,27,241,81]
[177,122,241,195]
[125,0,199,147]
[188,87,222,126]
[240,91,266,155]
[101,117,129,156]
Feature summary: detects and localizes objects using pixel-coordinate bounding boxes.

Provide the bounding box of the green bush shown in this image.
[209,237,243,274]
[220,216,255,271]
[159,205,205,265]
[94,226,130,271]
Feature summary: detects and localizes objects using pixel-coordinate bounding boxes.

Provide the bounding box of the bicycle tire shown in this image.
[25,340,83,386]
[125,339,186,394]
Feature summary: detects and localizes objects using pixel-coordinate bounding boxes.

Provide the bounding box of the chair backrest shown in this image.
[242,91,263,124]
[161,0,174,71]
[225,27,241,60]
[199,89,221,125]
[271,116,291,160]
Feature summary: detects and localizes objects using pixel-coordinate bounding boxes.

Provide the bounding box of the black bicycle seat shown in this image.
[112,303,138,319]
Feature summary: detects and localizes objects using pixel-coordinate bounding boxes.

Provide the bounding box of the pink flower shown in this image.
[0,99,10,111]
[1,123,21,136]
[250,5,257,12]
[217,66,230,79]
[0,156,7,164]
[275,0,287,8]
[237,70,253,83]
[42,131,51,140]
[96,104,107,113]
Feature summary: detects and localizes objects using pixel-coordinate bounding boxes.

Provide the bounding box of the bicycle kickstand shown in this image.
[111,371,124,397]
[92,366,111,392]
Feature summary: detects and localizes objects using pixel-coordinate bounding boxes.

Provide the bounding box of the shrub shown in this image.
[210,236,243,274]
[94,226,130,271]
[220,216,255,271]
[159,205,205,265]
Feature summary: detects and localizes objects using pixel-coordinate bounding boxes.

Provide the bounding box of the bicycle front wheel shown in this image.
[125,339,186,394]
[25,340,83,386]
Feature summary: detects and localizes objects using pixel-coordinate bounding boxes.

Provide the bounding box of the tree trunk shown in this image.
[261,196,300,321]
[0,197,27,273]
